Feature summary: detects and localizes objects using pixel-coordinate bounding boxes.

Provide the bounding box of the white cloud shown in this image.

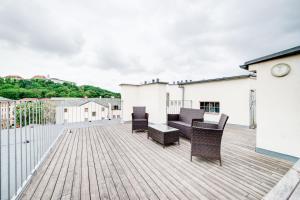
[0,0,299,92]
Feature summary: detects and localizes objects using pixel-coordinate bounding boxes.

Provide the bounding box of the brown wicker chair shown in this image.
[132,107,148,133]
[191,114,229,166]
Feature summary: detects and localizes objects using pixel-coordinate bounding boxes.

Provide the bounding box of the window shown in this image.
[113,105,119,110]
[101,107,105,111]
[200,101,220,113]
[113,115,116,119]
[117,115,120,118]
[84,108,88,112]
[92,112,96,117]
[64,108,68,113]
[84,118,88,122]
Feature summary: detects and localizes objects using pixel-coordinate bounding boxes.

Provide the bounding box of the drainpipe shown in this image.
[178,84,185,108]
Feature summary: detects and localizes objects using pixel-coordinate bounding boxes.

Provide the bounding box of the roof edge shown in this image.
[240,45,300,70]
[180,75,251,85]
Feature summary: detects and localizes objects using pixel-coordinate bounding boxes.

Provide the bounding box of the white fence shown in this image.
[166,100,192,114]
[0,98,122,200]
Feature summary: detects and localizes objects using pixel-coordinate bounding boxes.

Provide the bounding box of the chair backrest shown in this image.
[218,114,229,130]
[133,107,146,119]
[179,108,205,124]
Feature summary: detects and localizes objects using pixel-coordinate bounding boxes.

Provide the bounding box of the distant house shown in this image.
[54,98,121,123]
[32,75,47,79]
[0,96,14,128]
[48,77,76,85]
[4,75,23,80]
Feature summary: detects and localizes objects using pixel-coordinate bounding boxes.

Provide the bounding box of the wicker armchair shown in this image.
[132,107,149,133]
[191,114,229,166]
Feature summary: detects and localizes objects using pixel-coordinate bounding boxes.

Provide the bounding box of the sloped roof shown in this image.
[56,98,121,108]
[0,96,13,102]
[240,46,300,70]
[179,74,252,85]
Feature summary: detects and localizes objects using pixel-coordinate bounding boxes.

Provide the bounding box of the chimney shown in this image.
[173,81,175,84]
[156,78,159,83]
[190,80,192,82]
[177,81,180,84]
[152,79,155,83]
[185,80,188,83]
[144,81,147,84]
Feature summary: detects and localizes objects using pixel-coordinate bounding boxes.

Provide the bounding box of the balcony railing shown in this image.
[0,98,122,200]
[0,100,64,200]
[166,100,192,114]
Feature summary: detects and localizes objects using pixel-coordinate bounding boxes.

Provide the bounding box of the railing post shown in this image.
[14,101,17,195]
[24,102,28,178]
[0,102,2,199]
[7,102,11,199]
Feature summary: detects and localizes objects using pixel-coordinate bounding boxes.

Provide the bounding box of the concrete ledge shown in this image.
[263,159,300,200]
[256,147,299,163]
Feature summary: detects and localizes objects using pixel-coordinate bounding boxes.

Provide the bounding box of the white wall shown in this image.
[121,83,167,124]
[166,84,183,100]
[56,102,109,123]
[167,78,252,126]
[249,54,300,158]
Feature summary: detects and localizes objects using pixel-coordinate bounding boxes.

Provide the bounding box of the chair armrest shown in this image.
[167,114,179,121]
[191,118,204,126]
[145,113,149,120]
[193,121,218,129]
[192,126,223,133]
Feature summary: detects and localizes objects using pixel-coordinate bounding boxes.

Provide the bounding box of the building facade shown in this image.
[121,75,255,127]
[54,98,122,124]
[241,46,300,160]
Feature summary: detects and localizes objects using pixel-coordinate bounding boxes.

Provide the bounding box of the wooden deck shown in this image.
[20,124,292,200]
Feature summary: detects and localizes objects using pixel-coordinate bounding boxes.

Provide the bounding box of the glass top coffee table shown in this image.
[148,124,180,148]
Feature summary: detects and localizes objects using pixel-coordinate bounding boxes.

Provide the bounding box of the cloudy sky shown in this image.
[0,0,299,91]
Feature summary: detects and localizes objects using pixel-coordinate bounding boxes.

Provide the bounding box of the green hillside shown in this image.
[0,77,120,100]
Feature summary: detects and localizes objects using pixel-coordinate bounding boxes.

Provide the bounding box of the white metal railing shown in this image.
[0,98,122,200]
[0,100,64,200]
[166,100,192,114]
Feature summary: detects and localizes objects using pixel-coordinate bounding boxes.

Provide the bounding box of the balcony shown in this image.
[19,123,291,200]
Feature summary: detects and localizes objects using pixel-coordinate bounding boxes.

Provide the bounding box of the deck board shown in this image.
[20,124,292,200]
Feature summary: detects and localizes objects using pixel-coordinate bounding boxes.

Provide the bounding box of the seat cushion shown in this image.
[133,107,146,119]
[169,121,191,127]
[179,108,205,124]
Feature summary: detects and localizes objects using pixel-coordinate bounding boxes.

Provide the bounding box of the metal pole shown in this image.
[7,102,11,199]
[29,102,32,173]
[32,101,36,167]
[0,102,2,199]
[14,101,17,194]
[35,101,38,161]
[39,101,41,156]
[24,102,28,178]
[20,101,23,185]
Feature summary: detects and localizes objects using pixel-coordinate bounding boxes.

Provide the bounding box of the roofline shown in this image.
[180,75,252,85]
[240,45,300,70]
[79,100,109,108]
[119,82,169,86]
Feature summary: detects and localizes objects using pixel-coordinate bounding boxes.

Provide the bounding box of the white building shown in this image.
[121,75,255,127]
[0,96,14,128]
[55,98,122,124]
[121,45,300,162]
[240,46,300,160]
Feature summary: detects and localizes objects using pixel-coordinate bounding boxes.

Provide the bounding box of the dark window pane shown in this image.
[204,106,209,112]
[215,107,220,113]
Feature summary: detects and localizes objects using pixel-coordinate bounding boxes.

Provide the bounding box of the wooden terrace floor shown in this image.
[20,124,292,200]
